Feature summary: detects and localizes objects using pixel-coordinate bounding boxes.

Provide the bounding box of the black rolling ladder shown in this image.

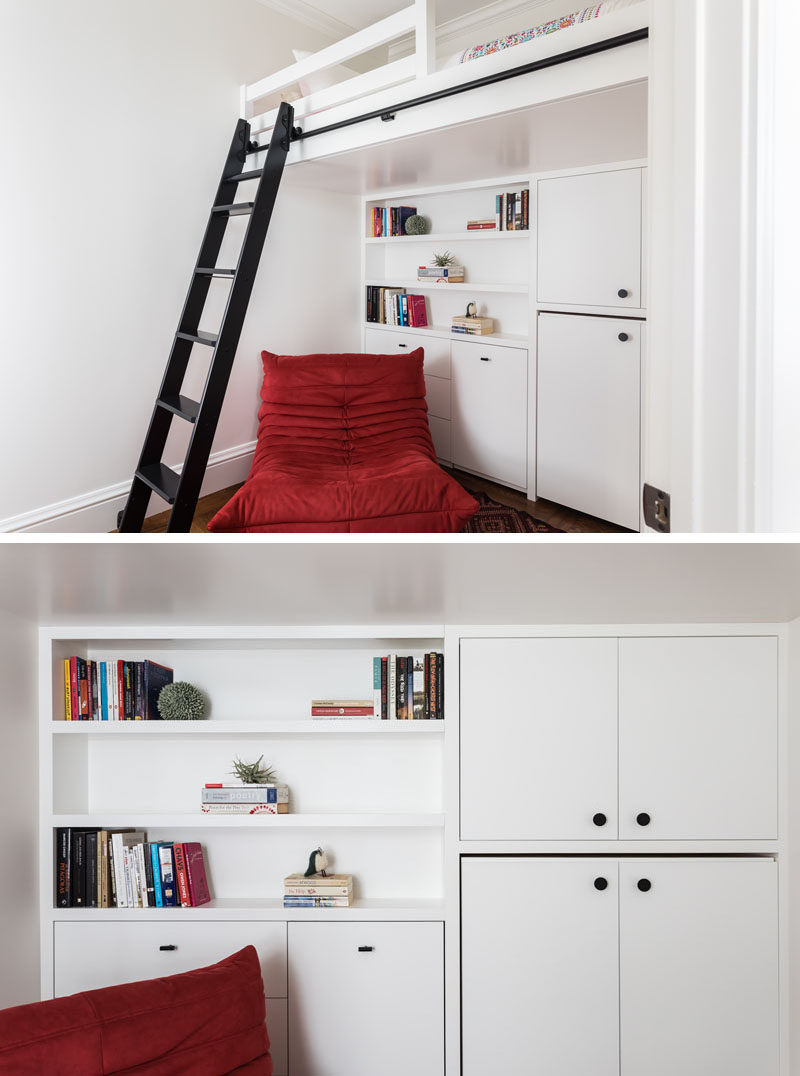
[117,103,295,533]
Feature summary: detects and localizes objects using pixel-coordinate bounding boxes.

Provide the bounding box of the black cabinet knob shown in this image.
[637,879,652,892]
[159,944,177,951]
[618,332,629,342]
[618,288,629,298]
[592,813,607,827]
[398,343,408,348]
[594,877,609,891]
[636,812,651,827]
[357,945,374,952]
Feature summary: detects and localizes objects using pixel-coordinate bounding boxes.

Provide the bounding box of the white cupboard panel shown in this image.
[619,858,779,1076]
[462,857,620,1076]
[288,921,443,1076]
[425,373,451,420]
[537,313,641,530]
[266,998,288,1076]
[537,168,642,308]
[618,636,778,839]
[428,415,451,462]
[452,341,527,488]
[364,328,451,378]
[460,638,618,839]
[53,920,287,998]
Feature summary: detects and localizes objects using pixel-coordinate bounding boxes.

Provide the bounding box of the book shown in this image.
[90,661,98,721]
[312,706,374,717]
[63,661,72,721]
[283,895,352,908]
[373,657,382,719]
[56,828,71,907]
[70,830,86,906]
[413,656,426,719]
[99,830,112,907]
[143,660,173,720]
[202,785,288,803]
[85,831,98,908]
[77,658,88,719]
[133,661,144,720]
[142,842,155,907]
[437,652,444,719]
[172,843,191,907]
[69,657,79,721]
[396,655,407,721]
[183,842,211,907]
[200,802,288,814]
[409,294,428,327]
[151,842,164,907]
[159,843,178,907]
[387,653,397,720]
[380,655,388,719]
[284,877,353,897]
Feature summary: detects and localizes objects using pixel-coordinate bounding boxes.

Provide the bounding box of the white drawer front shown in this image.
[429,416,451,463]
[53,920,287,998]
[288,922,444,1076]
[364,328,451,379]
[425,373,451,420]
[266,997,288,1076]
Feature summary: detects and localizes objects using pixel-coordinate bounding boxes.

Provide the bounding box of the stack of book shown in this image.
[55,829,210,908]
[467,217,497,231]
[201,784,289,814]
[417,264,465,284]
[283,873,353,908]
[373,652,444,720]
[365,287,428,327]
[312,700,374,719]
[496,190,530,231]
[451,316,494,337]
[370,205,417,237]
[63,657,173,721]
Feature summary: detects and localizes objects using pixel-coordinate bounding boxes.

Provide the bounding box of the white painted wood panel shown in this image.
[619,858,779,1076]
[537,168,642,308]
[537,313,641,530]
[266,998,288,1076]
[460,638,618,839]
[461,857,620,1076]
[288,921,443,1076]
[53,920,287,998]
[618,636,778,839]
[364,327,451,378]
[428,416,452,463]
[451,341,527,488]
[425,374,451,421]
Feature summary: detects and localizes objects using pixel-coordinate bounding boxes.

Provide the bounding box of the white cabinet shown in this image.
[288,921,443,1076]
[451,340,528,489]
[619,858,779,1076]
[618,636,778,839]
[462,858,778,1076]
[461,858,620,1076]
[537,167,643,309]
[537,313,641,530]
[460,638,618,839]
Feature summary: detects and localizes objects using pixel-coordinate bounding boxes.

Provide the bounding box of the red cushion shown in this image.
[207,350,479,532]
[0,946,272,1075]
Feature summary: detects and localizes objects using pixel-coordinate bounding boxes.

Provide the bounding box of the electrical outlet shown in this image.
[643,484,671,533]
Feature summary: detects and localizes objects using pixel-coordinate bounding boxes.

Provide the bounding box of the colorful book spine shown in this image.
[69,657,78,722]
[151,842,164,907]
[184,842,211,907]
[388,653,397,720]
[56,828,71,907]
[159,844,177,907]
[172,843,191,907]
[201,786,288,803]
[380,656,388,719]
[63,660,72,721]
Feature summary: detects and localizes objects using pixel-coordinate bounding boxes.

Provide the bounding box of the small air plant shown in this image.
[431,250,456,267]
[230,754,278,785]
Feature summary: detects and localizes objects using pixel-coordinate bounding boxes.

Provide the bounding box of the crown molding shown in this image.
[253,0,356,40]
[386,0,558,59]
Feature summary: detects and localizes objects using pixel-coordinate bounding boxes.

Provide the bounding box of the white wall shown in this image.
[0,0,361,532]
[0,611,38,1007]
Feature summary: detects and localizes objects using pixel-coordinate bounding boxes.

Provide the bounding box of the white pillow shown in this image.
[292,48,360,97]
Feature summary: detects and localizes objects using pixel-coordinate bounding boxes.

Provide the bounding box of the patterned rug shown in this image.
[461,491,562,533]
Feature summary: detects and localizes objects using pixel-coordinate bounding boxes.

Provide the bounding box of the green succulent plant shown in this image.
[230,754,278,785]
[157,681,206,720]
[431,250,456,267]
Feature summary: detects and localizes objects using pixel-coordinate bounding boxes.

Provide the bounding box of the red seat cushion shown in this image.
[0,946,272,1075]
[207,350,479,533]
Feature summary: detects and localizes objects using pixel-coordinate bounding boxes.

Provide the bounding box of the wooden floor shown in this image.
[137,472,626,534]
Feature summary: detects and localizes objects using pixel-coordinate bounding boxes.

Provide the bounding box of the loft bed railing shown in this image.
[242,0,649,150]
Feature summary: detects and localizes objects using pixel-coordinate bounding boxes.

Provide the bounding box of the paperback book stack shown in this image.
[365,286,428,327]
[370,205,416,237]
[372,652,444,720]
[466,217,497,231]
[312,700,374,719]
[495,190,530,231]
[63,657,173,720]
[201,783,289,814]
[451,315,494,337]
[55,828,210,908]
[283,874,354,909]
[417,264,465,284]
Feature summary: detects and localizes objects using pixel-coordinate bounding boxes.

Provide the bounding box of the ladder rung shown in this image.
[157,394,200,423]
[176,330,217,347]
[212,202,254,216]
[227,169,262,183]
[135,463,181,504]
[196,267,236,277]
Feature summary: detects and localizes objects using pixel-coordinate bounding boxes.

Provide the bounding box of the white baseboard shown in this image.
[0,442,256,534]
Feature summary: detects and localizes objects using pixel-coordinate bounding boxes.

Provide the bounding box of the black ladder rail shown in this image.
[117,103,294,533]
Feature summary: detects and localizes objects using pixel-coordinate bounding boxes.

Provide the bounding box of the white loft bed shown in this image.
[241,0,650,171]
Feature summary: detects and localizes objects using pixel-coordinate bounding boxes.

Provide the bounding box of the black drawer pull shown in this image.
[594,877,609,891]
[398,343,408,348]
[637,879,652,893]
[592,812,607,827]
[480,356,491,362]
[618,332,629,342]
[618,288,629,298]
[636,812,651,827]
[159,944,177,951]
[357,945,374,952]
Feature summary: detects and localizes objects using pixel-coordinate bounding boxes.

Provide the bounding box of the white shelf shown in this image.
[365,279,527,294]
[365,231,529,245]
[363,322,528,349]
[50,719,444,737]
[46,898,446,922]
[51,812,445,829]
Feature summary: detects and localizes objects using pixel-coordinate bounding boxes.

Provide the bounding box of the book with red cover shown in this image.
[69,657,79,722]
[409,295,428,327]
[183,842,211,907]
[172,843,192,907]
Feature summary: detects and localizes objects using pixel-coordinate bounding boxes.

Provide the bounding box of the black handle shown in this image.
[618,332,629,342]
[398,343,408,348]
[636,812,651,827]
[159,944,177,951]
[594,877,609,891]
[480,356,491,362]
[618,288,629,298]
[592,813,607,827]
[358,945,374,952]
[637,879,652,892]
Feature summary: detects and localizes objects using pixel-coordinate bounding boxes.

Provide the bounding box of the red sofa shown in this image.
[0,946,272,1075]
[207,349,479,532]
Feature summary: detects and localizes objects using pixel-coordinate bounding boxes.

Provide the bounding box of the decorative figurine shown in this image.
[304,847,329,877]
[157,681,206,720]
[404,213,428,236]
[465,301,478,318]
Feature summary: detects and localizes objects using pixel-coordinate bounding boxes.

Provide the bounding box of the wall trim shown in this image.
[254,0,355,39]
[388,0,558,59]
[0,442,256,535]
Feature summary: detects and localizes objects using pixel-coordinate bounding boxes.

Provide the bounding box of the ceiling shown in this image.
[1,542,799,627]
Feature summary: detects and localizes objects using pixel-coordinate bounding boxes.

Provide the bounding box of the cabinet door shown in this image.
[618,636,778,839]
[619,859,779,1076]
[364,327,451,378]
[288,922,443,1076]
[537,168,642,308]
[537,313,641,530]
[460,638,618,839]
[462,858,620,1076]
[451,341,527,489]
